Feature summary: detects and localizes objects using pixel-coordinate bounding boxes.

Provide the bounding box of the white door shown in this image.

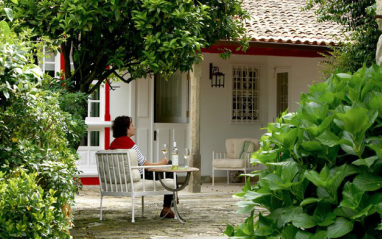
[153,72,189,163]
[134,72,189,163]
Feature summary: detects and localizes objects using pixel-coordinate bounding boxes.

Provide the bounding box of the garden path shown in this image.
[70,183,263,239]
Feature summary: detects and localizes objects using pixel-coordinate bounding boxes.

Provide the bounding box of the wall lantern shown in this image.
[209,63,225,88]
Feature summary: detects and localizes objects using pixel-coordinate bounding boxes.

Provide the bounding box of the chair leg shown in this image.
[227,170,229,185]
[141,196,144,217]
[100,195,103,221]
[212,168,215,186]
[244,169,247,183]
[132,197,135,223]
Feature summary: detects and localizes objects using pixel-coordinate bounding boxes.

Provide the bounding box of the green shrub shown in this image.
[0,11,83,237]
[226,64,382,238]
[0,169,70,238]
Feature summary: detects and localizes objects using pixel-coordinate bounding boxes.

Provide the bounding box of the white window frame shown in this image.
[86,81,106,121]
[231,65,262,124]
[40,47,61,77]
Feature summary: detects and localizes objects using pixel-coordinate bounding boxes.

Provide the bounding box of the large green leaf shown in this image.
[352,156,379,168]
[368,143,382,159]
[295,230,313,239]
[4,8,14,22]
[236,201,256,214]
[305,165,333,188]
[369,92,382,116]
[281,224,298,239]
[254,213,276,236]
[310,231,328,239]
[327,217,354,238]
[277,206,303,228]
[243,190,272,201]
[340,108,371,135]
[317,130,352,148]
[262,173,293,190]
[353,174,382,191]
[0,21,10,37]
[257,150,278,164]
[292,214,316,229]
[283,128,298,150]
[301,141,324,152]
[351,204,373,219]
[339,182,364,210]
[281,161,298,183]
[300,197,321,206]
[313,201,336,226]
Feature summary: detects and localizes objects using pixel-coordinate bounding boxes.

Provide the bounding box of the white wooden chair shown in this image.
[212,138,260,185]
[95,149,176,223]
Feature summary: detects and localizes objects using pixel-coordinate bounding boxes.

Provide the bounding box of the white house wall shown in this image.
[107,52,323,178]
[109,80,135,144]
[200,53,323,177]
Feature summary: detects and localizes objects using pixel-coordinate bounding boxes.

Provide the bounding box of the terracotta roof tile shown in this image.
[242,0,346,46]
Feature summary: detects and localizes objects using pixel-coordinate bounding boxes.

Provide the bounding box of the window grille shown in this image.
[232,65,261,123]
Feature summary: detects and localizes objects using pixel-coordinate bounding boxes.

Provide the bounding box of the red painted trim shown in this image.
[80,177,99,185]
[105,80,111,121]
[105,128,110,150]
[202,45,326,58]
[60,45,65,72]
[104,79,111,150]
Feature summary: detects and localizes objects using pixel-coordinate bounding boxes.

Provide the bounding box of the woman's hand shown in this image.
[159,157,168,165]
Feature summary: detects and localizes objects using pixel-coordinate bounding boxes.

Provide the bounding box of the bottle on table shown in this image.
[171,142,179,169]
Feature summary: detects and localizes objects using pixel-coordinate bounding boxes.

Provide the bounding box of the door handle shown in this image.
[154,130,157,141]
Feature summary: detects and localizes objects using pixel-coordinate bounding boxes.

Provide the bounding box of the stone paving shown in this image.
[70,183,259,239]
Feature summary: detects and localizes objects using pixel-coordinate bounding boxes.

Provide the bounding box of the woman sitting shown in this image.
[109,115,175,218]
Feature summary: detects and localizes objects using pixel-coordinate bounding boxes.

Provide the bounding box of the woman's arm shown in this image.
[143,157,169,166]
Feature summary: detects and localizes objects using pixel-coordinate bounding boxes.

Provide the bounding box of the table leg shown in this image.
[172,191,186,223]
[157,172,192,223]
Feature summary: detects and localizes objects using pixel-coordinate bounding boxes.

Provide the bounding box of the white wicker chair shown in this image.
[95,149,176,223]
[212,138,260,185]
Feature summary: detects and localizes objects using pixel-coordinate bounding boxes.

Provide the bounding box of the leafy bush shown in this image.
[226,64,382,238]
[0,170,69,238]
[0,8,83,237]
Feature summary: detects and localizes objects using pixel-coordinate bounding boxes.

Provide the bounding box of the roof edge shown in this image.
[215,40,336,52]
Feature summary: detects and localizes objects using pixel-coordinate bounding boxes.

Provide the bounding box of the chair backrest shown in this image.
[225,138,260,159]
[95,149,141,192]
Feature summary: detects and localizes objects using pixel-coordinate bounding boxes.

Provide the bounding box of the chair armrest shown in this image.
[130,165,172,169]
[131,165,174,181]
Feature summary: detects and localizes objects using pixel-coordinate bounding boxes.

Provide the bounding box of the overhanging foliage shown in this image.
[227,64,382,238]
[5,0,250,94]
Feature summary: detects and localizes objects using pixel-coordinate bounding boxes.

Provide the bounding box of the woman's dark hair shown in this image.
[112,116,132,138]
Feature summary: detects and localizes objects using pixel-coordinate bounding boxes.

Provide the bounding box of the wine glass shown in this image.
[184,148,190,168]
[161,144,168,158]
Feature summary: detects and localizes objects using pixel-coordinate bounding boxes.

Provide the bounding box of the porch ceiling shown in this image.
[242,0,347,47]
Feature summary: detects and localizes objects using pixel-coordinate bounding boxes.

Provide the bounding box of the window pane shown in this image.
[154,72,183,123]
[90,87,100,100]
[44,49,56,63]
[79,134,88,146]
[277,72,288,116]
[90,131,100,146]
[90,102,100,117]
